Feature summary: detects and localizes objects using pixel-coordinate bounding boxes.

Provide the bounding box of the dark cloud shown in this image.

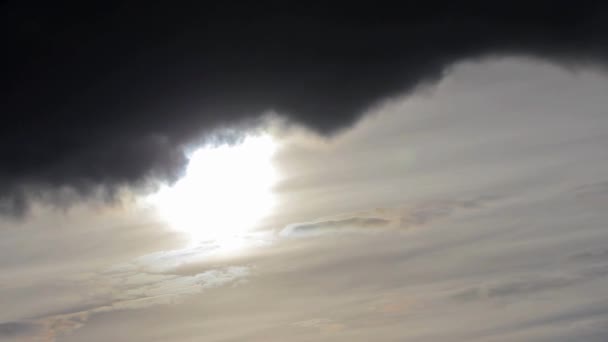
[0,321,39,338]
[3,1,608,213]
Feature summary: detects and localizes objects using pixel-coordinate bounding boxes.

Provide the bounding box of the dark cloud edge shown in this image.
[2,2,608,215]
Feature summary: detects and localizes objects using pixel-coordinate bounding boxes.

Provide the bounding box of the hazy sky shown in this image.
[3,58,608,341]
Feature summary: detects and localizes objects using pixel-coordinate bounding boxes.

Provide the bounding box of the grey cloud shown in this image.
[0,321,39,338]
[398,196,499,228]
[451,274,581,302]
[280,195,499,237]
[571,181,608,210]
[281,217,392,237]
[573,181,608,197]
[470,300,608,342]
[570,248,608,263]
[452,260,608,303]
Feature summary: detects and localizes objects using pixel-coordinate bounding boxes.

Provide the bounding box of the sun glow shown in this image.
[148,134,278,245]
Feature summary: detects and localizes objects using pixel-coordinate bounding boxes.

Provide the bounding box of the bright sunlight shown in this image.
[148,134,278,246]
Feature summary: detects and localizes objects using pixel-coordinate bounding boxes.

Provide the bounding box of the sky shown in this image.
[2,58,608,341]
[3,3,608,342]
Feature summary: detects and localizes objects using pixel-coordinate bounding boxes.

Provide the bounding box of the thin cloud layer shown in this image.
[280,196,498,237]
[24,249,250,341]
[3,2,608,213]
[0,321,40,340]
[281,217,391,237]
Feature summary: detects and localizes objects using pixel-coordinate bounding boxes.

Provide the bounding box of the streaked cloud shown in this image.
[1,241,251,341]
[280,195,499,237]
[281,217,391,237]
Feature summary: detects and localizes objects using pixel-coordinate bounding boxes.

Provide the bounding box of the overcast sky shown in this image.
[3,57,608,341]
[4,3,608,341]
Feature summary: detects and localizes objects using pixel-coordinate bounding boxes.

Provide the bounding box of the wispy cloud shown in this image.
[280,195,499,237]
[281,217,391,237]
[19,246,251,341]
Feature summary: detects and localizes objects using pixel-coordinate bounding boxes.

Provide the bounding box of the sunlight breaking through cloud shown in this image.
[147,134,278,247]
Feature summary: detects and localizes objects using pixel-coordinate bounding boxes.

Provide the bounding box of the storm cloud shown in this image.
[3,1,608,213]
